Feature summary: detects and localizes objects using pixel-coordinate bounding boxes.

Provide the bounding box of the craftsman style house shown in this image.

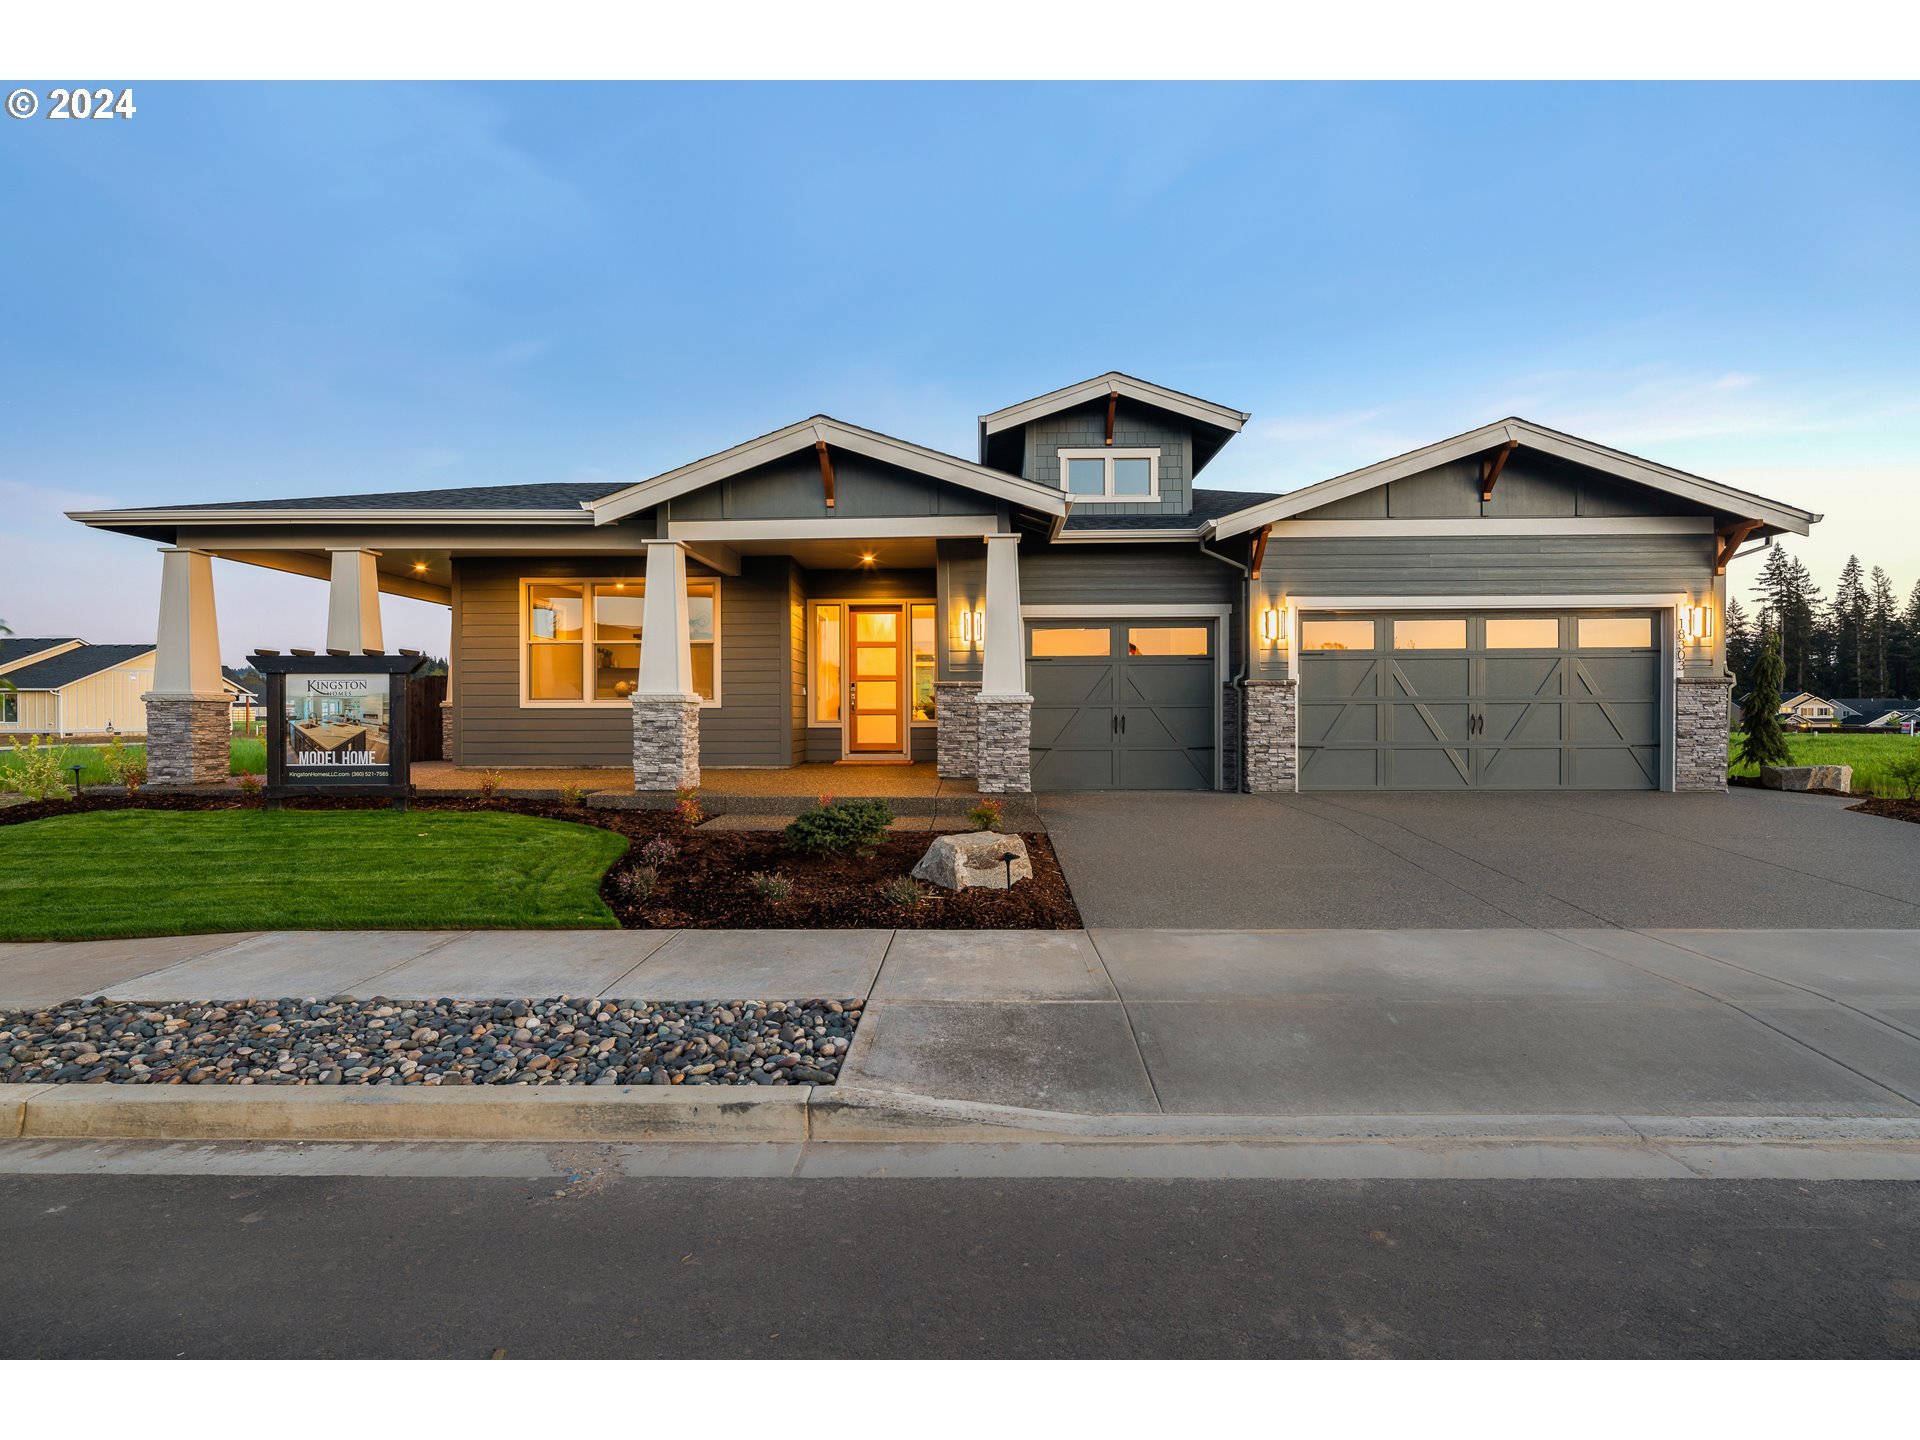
[70,373,1819,794]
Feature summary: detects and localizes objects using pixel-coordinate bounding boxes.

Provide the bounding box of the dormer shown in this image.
[977,372,1250,517]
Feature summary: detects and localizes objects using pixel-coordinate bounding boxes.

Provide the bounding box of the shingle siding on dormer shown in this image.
[1020,400,1192,518]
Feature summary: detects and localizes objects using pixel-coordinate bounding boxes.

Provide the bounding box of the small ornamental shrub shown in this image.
[1,737,73,801]
[619,865,659,901]
[674,786,704,826]
[476,770,505,799]
[879,876,923,909]
[748,870,794,903]
[1886,748,1920,801]
[785,796,895,857]
[237,772,264,798]
[967,798,1003,832]
[557,782,589,807]
[101,734,146,794]
[639,834,679,867]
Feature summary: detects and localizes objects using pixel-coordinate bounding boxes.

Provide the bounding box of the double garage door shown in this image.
[1026,620,1216,790]
[1298,610,1664,790]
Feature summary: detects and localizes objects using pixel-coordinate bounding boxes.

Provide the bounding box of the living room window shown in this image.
[523,578,719,705]
[1057,447,1159,499]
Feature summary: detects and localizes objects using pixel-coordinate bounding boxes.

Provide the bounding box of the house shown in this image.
[0,639,249,737]
[1777,692,1853,727]
[1832,698,1920,729]
[223,666,266,726]
[67,372,1820,792]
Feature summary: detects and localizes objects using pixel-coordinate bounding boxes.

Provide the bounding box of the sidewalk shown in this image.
[6,926,1920,1126]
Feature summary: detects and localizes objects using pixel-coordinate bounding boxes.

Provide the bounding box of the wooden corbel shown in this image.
[815,439,836,509]
[1480,440,1518,503]
[1714,519,1762,575]
[1105,388,1117,446]
[1249,524,1272,582]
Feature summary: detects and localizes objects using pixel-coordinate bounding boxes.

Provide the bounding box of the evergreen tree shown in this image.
[1828,555,1867,697]
[1738,627,1793,771]
[1724,596,1757,687]
[1756,546,1822,693]
[1867,566,1898,696]
[1900,578,1920,698]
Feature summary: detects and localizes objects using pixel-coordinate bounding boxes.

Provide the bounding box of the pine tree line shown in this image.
[1726,545,1920,700]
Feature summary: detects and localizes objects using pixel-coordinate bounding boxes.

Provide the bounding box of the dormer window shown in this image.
[1059,447,1159,499]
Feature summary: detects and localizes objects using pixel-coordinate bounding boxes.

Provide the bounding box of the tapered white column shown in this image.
[145,547,230,786]
[631,540,701,790]
[980,533,1027,700]
[326,548,385,653]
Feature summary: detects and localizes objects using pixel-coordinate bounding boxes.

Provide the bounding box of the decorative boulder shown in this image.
[1760,764,1853,794]
[911,831,1033,891]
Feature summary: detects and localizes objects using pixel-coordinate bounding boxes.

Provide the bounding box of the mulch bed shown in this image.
[1849,797,1920,825]
[0,791,1082,930]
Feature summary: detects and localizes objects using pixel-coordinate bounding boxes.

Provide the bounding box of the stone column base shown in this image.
[632,695,702,790]
[439,701,454,763]
[1675,675,1733,792]
[1242,679,1298,793]
[975,694,1032,795]
[143,694,231,787]
[934,680,980,778]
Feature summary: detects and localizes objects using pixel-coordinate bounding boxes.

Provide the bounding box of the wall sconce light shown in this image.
[1680,604,1714,644]
[1259,603,1289,647]
[960,608,985,645]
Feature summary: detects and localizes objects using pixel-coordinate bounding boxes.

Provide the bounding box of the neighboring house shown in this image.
[223,666,266,725]
[69,372,1820,793]
[1777,692,1854,727]
[1863,706,1920,732]
[1831,698,1920,729]
[0,641,249,737]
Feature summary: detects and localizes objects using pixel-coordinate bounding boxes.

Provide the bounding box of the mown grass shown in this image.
[0,732,266,785]
[1728,730,1920,798]
[0,809,629,941]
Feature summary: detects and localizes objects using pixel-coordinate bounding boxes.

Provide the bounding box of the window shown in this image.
[1393,618,1467,650]
[1302,619,1376,651]
[1,695,15,724]
[1030,627,1112,658]
[1577,616,1653,649]
[1055,448,1160,499]
[812,604,842,724]
[911,603,936,721]
[524,579,718,705]
[1486,617,1559,649]
[807,600,938,727]
[1126,626,1209,656]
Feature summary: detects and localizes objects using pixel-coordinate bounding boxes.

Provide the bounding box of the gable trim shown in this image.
[979,372,1250,438]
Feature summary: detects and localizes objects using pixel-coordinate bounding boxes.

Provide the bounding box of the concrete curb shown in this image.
[12,1079,1920,1148]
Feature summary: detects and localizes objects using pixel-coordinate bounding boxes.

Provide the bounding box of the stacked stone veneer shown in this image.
[439,702,454,763]
[144,696,231,787]
[975,695,1032,795]
[1241,679,1297,793]
[1675,675,1732,792]
[632,695,701,790]
[935,680,980,779]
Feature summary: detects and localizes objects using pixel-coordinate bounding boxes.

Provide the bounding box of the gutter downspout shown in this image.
[1197,535,1251,793]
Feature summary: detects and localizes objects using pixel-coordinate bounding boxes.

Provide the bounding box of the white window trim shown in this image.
[1056,447,1161,501]
[804,597,938,730]
[517,576,722,709]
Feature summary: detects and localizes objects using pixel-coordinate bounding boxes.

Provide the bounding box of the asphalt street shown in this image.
[3,1170,1918,1358]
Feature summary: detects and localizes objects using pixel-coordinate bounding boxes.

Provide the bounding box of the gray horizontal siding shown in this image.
[1023,399,1192,517]
[667,450,998,524]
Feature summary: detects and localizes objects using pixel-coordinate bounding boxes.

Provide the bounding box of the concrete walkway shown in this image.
[6,926,1920,1123]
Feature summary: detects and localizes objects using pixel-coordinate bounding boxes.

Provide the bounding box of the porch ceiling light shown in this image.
[859,551,877,567]
[412,562,428,573]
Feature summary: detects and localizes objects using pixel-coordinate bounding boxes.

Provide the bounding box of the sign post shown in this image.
[252,652,427,810]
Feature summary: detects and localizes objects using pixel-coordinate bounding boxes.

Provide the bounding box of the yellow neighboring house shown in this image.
[0,637,246,738]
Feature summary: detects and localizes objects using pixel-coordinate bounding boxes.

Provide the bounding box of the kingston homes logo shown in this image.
[305,678,372,694]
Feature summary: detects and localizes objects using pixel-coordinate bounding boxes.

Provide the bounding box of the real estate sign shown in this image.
[251,652,426,806]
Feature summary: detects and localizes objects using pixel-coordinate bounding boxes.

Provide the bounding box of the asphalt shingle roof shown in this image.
[136,482,615,512]
[5,644,155,690]
[1061,487,1283,531]
[0,638,81,667]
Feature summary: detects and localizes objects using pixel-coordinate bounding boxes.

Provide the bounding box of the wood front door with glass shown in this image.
[848,605,905,753]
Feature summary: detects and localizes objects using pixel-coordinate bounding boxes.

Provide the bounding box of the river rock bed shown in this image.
[0,995,861,1087]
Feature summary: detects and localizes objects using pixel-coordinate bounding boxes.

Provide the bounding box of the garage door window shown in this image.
[1302,619,1375,651]
[1031,627,1112,657]
[1127,626,1209,656]
[1392,619,1467,650]
[1486,617,1559,648]
[1578,616,1654,648]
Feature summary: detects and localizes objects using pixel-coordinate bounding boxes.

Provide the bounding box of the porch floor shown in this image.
[410,761,977,801]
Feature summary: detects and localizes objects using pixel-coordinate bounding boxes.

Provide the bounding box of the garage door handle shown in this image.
[1120,714,1127,734]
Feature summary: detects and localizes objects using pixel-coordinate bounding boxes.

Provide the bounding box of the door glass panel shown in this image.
[1127,626,1209,656]
[855,645,897,678]
[910,603,936,721]
[1030,627,1112,657]
[1393,618,1467,650]
[1486,617,1559,648]
[857,681,899,712]
[1302,619,1375,651]
[854,714,899,746]
[812,605,841,724]
[854,610,897,643]
[1065,457,1106,494]
[1578,616,1653,648]
[1112,457,1152,495]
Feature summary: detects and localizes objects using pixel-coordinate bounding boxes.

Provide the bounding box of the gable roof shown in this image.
[979,371,1250,439]
[1778,692,1851,715]
[5,644,156,690]
[1209,417,1822,540]
[586,415,1069,526]
[1831,698,1918,725]
[0,637,82,669]
[69,482,607,531]
[223,666,267,699]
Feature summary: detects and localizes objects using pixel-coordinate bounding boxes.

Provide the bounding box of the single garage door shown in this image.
[1027,620,1216,790]
[1298,611,1663,790]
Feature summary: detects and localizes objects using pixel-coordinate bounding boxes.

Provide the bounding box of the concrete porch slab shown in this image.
[620,929,891,1000]
[0,933,261,1010]
[872,930,1118,1003]
[369,930,675,1000]
[110,930,470,1002]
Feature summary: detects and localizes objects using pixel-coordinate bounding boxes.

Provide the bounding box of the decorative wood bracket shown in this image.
[1480,440,1518,503]
[1105,388,1117,446]
[1249,523,1272,582]
[815,439,836,509]
[1715,519,1762,575]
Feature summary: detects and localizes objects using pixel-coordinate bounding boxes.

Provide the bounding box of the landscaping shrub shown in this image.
[785,795,895,857]
[879,875,923,908]
[237,773,264,799]
[1887,748,1920,801]
[967,798,1003,831]
[100,735,146,795]
[476,770,505,798]
[1,737,73,801]
[747,870,794,903]
[639,834,679,867]
[619,865,659,901]
[558,782,589,807]
[674,786,705,826]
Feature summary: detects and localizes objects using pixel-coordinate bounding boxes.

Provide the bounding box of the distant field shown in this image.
[0,731,266,785]
[1728,730,1920,798]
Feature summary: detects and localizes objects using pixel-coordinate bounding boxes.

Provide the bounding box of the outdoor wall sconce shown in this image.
[1259,604,1288,647]
[960,608,984,645]
[1679,604,1713,644]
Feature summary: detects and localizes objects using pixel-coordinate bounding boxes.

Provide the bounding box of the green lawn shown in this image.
[1728,730,1920,798]
[0,731,266,786]
[0,809,629,941]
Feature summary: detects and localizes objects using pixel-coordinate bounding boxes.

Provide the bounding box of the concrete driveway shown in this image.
[1038,788,1920,929]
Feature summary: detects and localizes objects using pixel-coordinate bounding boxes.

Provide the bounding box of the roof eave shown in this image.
[979,372,1250,439]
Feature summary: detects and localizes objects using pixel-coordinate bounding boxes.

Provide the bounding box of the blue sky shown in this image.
[4,81,1917,658]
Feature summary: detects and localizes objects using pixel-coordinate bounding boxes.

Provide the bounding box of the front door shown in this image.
[847,604,906,755]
